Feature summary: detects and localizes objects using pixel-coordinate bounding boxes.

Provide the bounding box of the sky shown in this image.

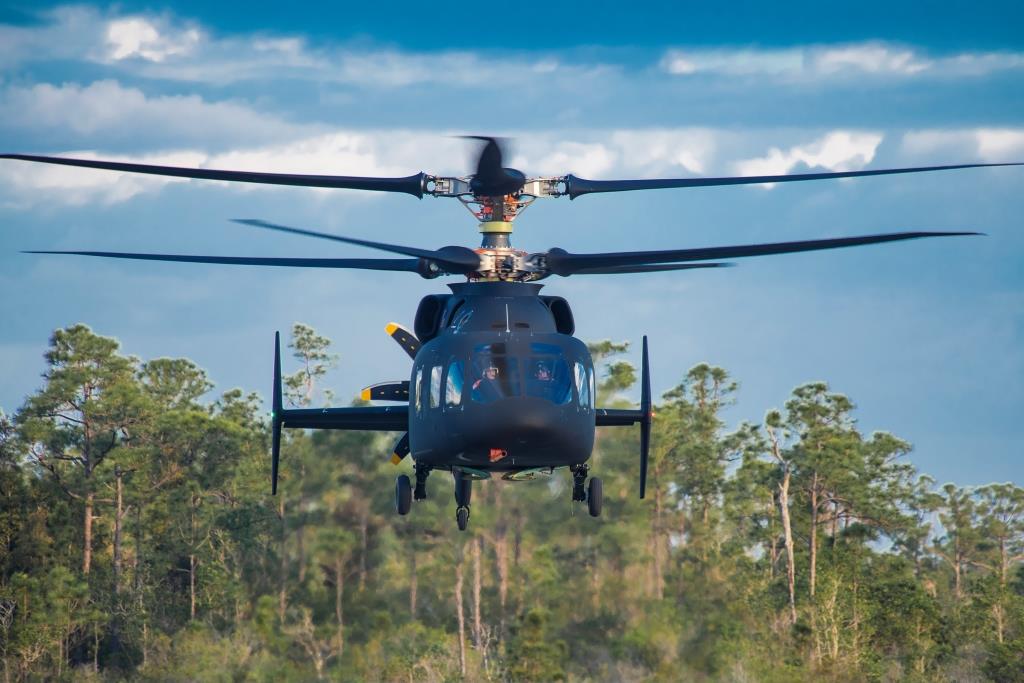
[0,1,1021,488]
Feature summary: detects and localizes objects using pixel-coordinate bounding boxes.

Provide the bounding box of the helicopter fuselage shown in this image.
[407,281,596,474]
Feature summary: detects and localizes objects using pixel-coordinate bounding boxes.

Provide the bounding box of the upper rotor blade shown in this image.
[233,218,480,272]
[544,231,980,276]
[24,250,424,271]
[563,162,1024,199]
[568,262,734,275]
[0,154,428,197]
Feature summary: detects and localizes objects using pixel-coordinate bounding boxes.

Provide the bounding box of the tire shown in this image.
[456,506,470,531]
[587,477,603,518]
[396,474,412,515]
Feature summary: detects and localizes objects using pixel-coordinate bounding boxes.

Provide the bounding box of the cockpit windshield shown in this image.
[468,342,576,405]
[525,343,572,404]
[470,343,520,404]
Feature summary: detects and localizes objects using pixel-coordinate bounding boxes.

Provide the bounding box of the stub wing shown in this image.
[278,405,408,431]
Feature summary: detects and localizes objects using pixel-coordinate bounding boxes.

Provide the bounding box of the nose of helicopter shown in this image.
[459,397,593,466]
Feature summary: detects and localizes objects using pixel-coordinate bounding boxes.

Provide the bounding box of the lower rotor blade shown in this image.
[233,219,480,273]
[1,154,427,197]
[569,262,733,275]
[544,231,980,276]
[563,162,1023,199]
[24,250,424,271]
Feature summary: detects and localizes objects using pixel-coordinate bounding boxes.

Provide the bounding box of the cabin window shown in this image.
[429,365,442,409]
[588,368,596,409]
[414,368,424,414]
[526,343,572,404]
[574,362,590,409]
[445,361,464,407]
[470,344,520,403]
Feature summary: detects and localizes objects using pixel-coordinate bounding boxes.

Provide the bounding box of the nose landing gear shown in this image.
[571,464,603,517]
[454,470,472,531]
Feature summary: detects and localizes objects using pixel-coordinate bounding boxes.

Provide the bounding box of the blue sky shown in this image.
[0,2,1021,487]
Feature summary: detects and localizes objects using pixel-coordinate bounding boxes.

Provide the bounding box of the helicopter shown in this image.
[3,138,1020,530]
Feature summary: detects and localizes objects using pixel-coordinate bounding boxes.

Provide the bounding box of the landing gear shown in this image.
[395,474,412,515]
[454,470,472,531]
[414,464,430,500]
[571,464,588,502]
[587,477,603,517]
[570,464,602,517]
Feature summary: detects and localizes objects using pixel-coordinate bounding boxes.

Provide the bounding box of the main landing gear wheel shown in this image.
[587,477,603,517]
[395,474,412,515]
[454,471,472,531]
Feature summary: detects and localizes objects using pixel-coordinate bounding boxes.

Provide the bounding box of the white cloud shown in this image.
[106,17,200,62]
[902,128,1024,163]
[734,131,884,186]
[813,45,930,75]
[660,48,804,77]
[660,42,1024,80]
[0,150,204,206]
[0,80,317,147]
[0,4,600,88]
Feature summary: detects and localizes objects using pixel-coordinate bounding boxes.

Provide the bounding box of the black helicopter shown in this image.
[4,138,1020,530]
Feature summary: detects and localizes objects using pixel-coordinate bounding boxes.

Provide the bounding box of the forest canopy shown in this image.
[0,323,1021,681]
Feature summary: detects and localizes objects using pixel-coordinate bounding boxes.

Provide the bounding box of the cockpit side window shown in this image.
[470,344,520,404]
[429,365,442,409]
[448,303,473,332]
[445,361,464,408]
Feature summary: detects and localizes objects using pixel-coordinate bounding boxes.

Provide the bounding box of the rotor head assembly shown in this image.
[6,135,1020,282]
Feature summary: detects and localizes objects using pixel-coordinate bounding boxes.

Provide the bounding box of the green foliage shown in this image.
[1,323,1021,681]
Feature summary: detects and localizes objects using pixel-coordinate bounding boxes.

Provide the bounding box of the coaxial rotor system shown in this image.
[5,136,1021,279]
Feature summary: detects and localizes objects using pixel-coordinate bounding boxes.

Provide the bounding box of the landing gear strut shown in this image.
[570,464,602,517]
[414,464,430,500]
[571,464,588,502]
[454,470,472,531]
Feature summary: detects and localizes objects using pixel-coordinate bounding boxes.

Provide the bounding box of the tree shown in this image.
[16,325,144,576]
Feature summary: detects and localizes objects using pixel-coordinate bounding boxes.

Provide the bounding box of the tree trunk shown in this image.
[409,553,418,619]
[334,554,344,657]
[278,495,287,621]
[298,465,307,584]
[495,530,508,635]
[358,511,368,592]
[653,485,664,599]
[779,471,797,624]
[113,469,124,594]
[996,538,1007,643]
[189,495,197,621]
[455,554,466,677]
[472,536,482,649]
[809,472,818,599]
[83,490,94,575]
